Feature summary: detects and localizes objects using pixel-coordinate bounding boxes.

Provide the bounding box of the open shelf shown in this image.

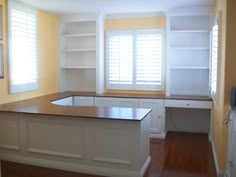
[167,14,211,96]
[59,19,97,92]
[63,33,96,37]
[60,66,96,69]
[64,49,96,52]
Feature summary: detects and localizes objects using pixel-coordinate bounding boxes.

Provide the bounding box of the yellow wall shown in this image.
[211,0,227,171]
[211,0,236,172]
[105,16,166,31]
[0,0,59,104]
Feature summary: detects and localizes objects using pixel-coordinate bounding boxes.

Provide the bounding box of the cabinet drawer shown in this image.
[94,97,116,107]
[164,100,212,109]
[73,96,94,106]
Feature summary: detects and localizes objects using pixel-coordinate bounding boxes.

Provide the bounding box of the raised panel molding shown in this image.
[27,149,83,159]
[0,115,20,151]
[91,126,133,165]
[26,117,84,159]
[0,110,150,177]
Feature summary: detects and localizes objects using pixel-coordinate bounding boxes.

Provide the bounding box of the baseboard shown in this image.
[150,132,166,139]
[0,153,149,177]
[211,139,225,177]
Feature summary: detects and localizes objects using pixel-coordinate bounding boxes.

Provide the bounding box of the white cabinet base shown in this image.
[0,112,150,177]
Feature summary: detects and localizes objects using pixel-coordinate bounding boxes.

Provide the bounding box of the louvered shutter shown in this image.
[106,31,133,90]
[135,30,164,90]
[211,24,218,94]
[106,30,164,91]
[8,0,38,93]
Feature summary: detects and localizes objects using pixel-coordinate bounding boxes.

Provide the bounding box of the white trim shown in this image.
[211,139,225,177]
[149,132,166,139]
[0,153,150,177]
[105,12,165,19]
[92,157,132,165]
[140,156,151,176]
[0,144,19,150]
[27,148,83,159]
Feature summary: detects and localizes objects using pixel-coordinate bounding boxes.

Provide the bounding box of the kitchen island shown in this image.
[0,93,151,177]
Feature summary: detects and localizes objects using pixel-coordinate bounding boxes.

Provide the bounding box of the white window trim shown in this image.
[210,11,222,104]
[8,0,38,94]
[106,29,165,91]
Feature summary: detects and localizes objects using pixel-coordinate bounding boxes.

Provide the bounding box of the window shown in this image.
[106,30,165,91]
[210,12,221,101]
[8,0,38,93]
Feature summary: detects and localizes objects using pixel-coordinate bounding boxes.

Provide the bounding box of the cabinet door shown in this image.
[116,98,139,108]
[228,115,236,177]
[94,97,116,107]
[73,96,94,106]
[139,99,164,134]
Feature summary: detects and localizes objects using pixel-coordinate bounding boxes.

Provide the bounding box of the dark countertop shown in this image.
[0,92,212,121]
[53,92,212,101]
[0,92,151,121]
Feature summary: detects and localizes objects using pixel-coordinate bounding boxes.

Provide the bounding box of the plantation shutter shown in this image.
[8,0,38,93]
[106,30,164,91]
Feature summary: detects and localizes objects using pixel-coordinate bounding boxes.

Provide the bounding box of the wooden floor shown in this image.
[1,132,217,177]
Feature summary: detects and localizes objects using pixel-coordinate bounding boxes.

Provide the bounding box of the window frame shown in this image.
[210,11,222,103]
[8,0,38,93]
[105,29,165,91]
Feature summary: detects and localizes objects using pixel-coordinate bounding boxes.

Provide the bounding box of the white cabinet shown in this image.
[139,99,165,138]
[164,100,213,109]
[116,98,139,108]
[94,97,138,108]
[226,112,236,177]
[73,96,94,106]
[166,14,211,96]
[94,97,116,107]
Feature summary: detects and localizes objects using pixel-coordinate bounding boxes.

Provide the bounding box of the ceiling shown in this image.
[18,0,216,15]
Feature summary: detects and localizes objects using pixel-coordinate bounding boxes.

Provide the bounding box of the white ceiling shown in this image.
[18,0,216,15]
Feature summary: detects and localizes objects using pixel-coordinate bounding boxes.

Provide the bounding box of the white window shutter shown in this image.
[8,0,38,93]
[106,30,164,91]
[135,30,164,90]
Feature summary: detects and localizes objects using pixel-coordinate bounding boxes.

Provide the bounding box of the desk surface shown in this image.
[0,92,152,121]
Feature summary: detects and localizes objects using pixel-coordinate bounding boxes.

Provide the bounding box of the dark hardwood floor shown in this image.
[1,132,217,177]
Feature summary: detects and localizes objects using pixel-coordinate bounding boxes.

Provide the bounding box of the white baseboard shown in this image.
[211,139,225,177]
[0,153,150,177]
[150,132,166,139]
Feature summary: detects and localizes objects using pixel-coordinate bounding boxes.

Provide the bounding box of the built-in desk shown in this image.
[0,93,151,177]
[49,92,213,139]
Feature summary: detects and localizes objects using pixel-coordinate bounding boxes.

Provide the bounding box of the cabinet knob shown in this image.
[186,104,190,106]
[158,116,161,118]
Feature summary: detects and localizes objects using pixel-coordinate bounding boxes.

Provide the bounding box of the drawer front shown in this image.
[94,97,116,107]
[116,98,139,108]
[164,100,212,109]
[73,96,94,106]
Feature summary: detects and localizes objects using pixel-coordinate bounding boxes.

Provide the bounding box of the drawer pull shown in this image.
[186,104,190,106]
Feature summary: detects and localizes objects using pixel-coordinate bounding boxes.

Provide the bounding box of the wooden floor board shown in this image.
[1,131,217,177]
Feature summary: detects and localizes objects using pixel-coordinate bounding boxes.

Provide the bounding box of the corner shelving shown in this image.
[59,18,97,92]
[167,14,211,96]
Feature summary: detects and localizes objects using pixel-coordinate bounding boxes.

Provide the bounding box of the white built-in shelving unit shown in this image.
[59,15,104,93]
[166,11,212,96]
